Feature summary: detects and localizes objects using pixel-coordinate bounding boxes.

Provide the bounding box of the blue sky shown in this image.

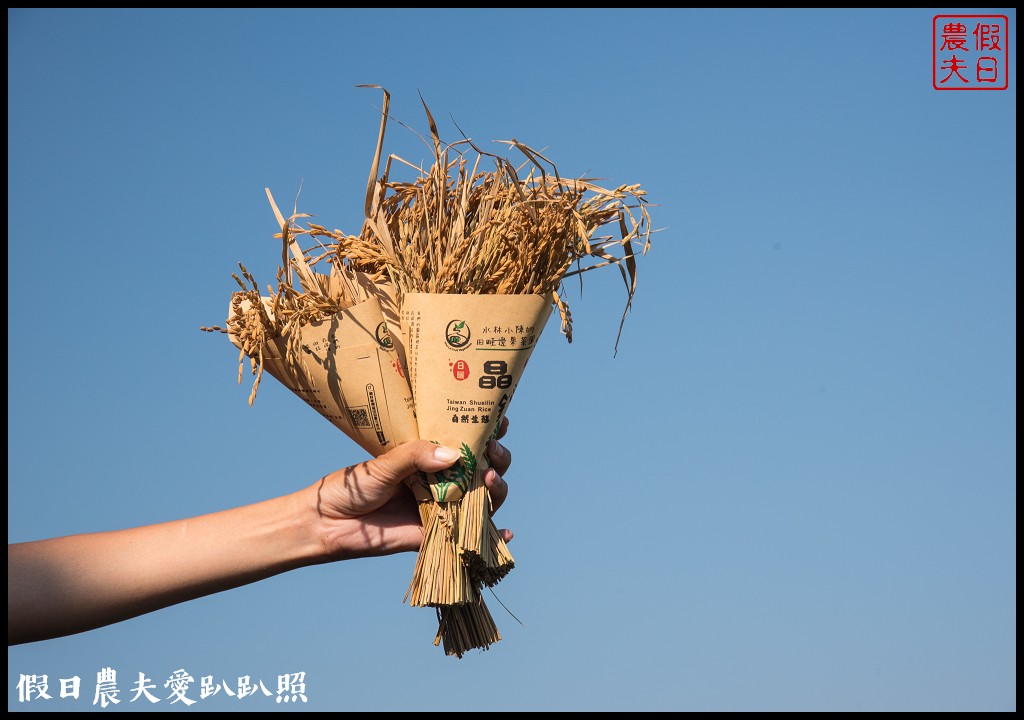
[8,8,1015,711]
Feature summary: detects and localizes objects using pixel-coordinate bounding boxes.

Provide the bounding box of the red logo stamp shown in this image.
[450,359,470,381]
[934,15,1009,90]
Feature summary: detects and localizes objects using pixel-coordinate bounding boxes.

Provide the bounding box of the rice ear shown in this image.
[206,93,656,657]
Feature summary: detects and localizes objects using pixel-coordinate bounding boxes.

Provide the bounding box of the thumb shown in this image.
[364,440,461,486]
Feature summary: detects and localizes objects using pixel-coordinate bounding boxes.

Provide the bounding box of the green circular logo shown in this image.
[375,322,394,350]
[445,319,471,350]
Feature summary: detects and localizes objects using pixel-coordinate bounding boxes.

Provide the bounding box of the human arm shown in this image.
[8,427,513,646]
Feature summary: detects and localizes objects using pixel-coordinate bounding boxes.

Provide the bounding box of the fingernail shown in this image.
[485,468,500,485]
[488,439,505,459]
[433,446,460,463]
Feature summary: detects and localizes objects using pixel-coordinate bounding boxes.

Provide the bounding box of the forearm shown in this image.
[8,485,326,645]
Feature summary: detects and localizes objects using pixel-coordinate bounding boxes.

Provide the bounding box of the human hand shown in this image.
[310,418,513,561]
[7,423,514,644]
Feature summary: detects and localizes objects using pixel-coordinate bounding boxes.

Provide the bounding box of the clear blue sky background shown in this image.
[8,8,1015,712]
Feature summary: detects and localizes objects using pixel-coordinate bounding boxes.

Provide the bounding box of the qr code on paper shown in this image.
[348,408,371,428]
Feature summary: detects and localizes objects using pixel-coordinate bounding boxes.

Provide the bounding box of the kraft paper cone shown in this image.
[400,293,552,607]
[229,295,419,457]
[360,280,411,384]
[400,293,553,503]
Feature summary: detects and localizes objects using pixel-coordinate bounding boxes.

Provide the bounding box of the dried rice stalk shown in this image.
[205,87,654,657]
[338,87,653,654]
[202,191,375,402]
[350,131,652,351]
[435,591,501,658]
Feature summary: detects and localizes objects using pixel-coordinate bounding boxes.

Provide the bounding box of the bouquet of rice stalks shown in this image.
[205,87,652,656]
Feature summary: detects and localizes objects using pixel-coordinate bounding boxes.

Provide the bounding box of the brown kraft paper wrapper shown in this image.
[400,292,553,503]
[229,295,419,457]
